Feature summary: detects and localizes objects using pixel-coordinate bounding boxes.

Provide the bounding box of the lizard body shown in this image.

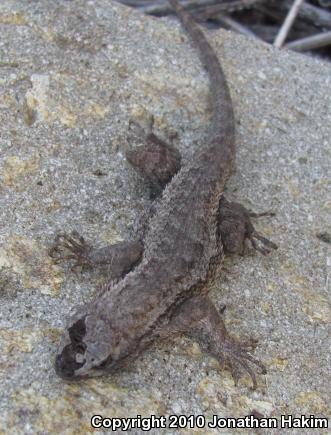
[53,0,276,387]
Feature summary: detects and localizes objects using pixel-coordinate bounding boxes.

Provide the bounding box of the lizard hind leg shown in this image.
[157,296,266,389]
[218,197,278,256]
[126,118,181,198]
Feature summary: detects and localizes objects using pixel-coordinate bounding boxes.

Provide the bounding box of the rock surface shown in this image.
[0,0,330,433]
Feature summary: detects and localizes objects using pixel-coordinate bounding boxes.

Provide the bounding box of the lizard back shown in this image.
[54,0,238,379]
[94,0,237,348]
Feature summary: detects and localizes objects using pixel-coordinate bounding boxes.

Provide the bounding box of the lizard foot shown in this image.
[49,231,92,272]
[220,336,266,389]
[164,296,266,389]
[50,232,143,279]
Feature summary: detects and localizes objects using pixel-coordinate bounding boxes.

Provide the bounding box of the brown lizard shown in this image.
[50,0,277,388]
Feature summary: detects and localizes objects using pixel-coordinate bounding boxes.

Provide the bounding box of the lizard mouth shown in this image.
[55,317,87,379]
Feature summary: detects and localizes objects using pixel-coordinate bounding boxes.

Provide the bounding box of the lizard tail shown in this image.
[168,0,235,141]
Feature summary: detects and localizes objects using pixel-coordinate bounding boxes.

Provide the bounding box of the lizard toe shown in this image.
[220,336,266,389]
[49,231,92,270]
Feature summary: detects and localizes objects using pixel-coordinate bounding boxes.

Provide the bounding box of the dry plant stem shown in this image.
[280,0,331,30]
[192,0,260,15]
[216,14,258,38]
[141,0,219,15]
[285,30,331,51]
[274,0,305,48]
[141,0,259,16]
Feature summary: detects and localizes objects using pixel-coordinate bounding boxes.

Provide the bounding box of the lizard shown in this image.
[50,0,277,388]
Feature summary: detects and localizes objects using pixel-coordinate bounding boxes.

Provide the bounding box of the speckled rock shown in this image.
[0,0,330,434]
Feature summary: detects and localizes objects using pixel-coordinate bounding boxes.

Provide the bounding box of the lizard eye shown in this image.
[74,343,86,354]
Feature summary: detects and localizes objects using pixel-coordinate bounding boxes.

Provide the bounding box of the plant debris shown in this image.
[118,0,331,59]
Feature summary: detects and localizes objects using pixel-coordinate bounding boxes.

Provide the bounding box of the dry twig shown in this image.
[216,14,258,38]
[285,30,331,51]
[270,0,331,30]
[274,0,305,48]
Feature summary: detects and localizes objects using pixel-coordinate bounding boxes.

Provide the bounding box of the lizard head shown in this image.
[55,311,120,380]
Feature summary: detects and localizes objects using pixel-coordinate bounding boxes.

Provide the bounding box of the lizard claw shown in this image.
[249,231,278,256]
[49,231,92,271]
[249,210,276,218]
[238,337,259,352]
[220,336,266,389]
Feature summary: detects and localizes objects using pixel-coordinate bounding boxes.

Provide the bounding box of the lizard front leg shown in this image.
[49,231,143,280]
[155,296,266,389]
[50,121,181,278]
